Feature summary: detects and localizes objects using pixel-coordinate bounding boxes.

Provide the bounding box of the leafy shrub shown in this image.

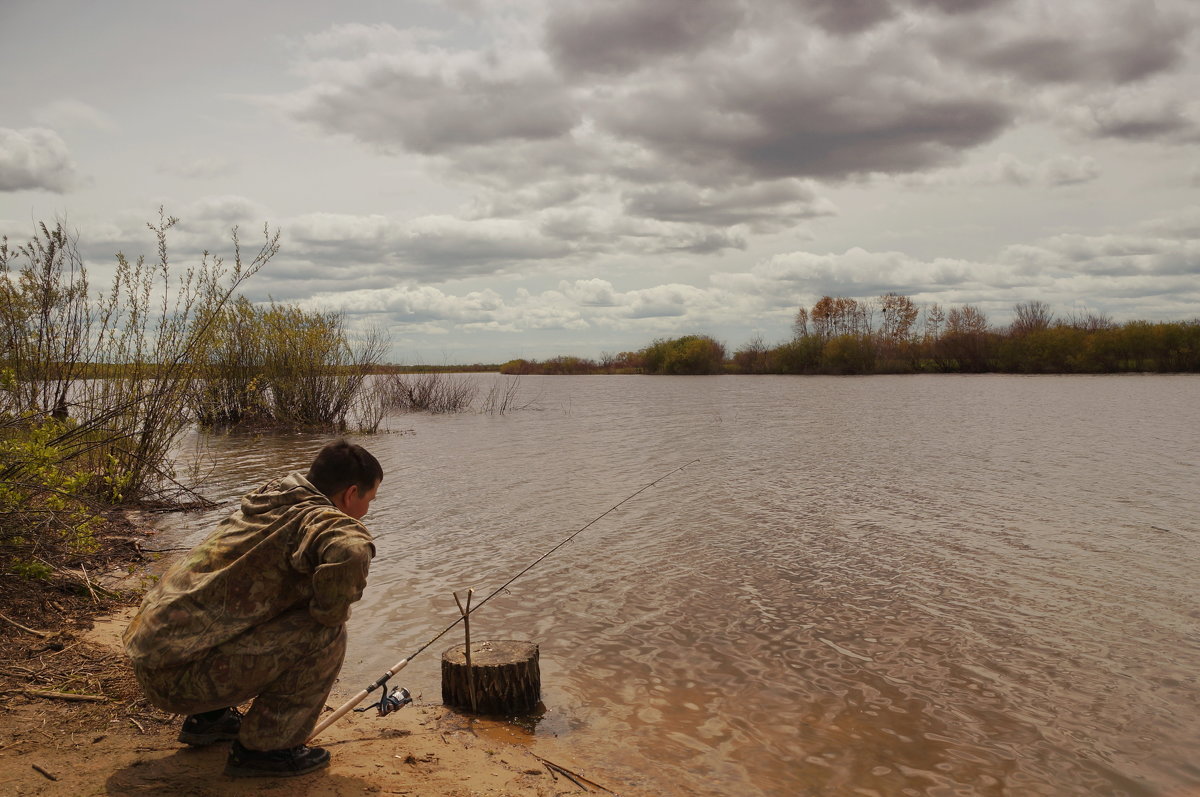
[639,335,727,375]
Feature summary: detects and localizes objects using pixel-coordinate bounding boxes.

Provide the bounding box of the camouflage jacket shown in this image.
[123,472,375,669]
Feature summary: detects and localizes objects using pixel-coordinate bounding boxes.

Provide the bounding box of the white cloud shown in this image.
[0,128,84,193]
[1060,91,1200,143]
[901,153,1101,188]
[257,200,1200,349]
[559,278,618,306]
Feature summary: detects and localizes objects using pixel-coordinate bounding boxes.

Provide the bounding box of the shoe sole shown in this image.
[224,758,331,778]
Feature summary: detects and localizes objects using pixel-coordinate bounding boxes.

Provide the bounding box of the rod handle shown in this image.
[307,657,411,742]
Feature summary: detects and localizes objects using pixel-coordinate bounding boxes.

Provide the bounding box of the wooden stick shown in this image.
[79,563,99,604]
[544,761,587,792]
[531,754,617,794]
[32,555,113,601]
[452,589,478,712]
[31,763,58,781]
[0,611,49,638]
[48,640,82,658]
[23,689,108,703]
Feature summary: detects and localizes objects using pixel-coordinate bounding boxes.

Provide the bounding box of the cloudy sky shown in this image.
[2,0,1198,363]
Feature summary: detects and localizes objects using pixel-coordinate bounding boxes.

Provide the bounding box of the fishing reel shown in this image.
[354,677,412,717]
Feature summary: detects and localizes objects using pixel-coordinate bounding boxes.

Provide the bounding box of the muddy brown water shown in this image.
[152,374,1200,796]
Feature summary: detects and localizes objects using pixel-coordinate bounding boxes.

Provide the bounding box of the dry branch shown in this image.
[531,753,617,794]
[23,689,108,703]
[0,611,50,638]
[32,762,58,781]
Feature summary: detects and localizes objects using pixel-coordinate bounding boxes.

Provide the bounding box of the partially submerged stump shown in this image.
[441,640,540,714]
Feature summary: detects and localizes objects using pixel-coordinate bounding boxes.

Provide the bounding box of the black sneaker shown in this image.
[224,740,331,778]
[177,707,241,746]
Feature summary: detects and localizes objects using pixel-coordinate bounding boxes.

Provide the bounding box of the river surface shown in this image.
[151,374,1199,796]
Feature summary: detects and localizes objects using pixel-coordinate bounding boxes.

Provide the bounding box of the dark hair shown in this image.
[306,439,383,498]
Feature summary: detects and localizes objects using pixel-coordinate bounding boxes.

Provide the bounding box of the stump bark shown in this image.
[441,640,540,714]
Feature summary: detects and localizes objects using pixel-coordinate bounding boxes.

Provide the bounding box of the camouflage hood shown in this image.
[239,471,329,517]
[123,471,375,669]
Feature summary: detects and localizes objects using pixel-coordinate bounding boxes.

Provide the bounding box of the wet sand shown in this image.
[0,606,623,797]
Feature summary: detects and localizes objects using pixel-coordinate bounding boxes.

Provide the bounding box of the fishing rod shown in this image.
[309,458,700,741]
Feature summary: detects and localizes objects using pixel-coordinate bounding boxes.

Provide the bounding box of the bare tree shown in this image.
[878,292,919,344]
[922,302,945,342]
[793,306,809,339]
[1011,300,1054,335]
[1065,310,1116,331]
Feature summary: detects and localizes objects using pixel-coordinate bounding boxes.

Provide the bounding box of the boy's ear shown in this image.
[331,484,356,512]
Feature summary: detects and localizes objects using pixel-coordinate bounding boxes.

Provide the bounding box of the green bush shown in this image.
[769,337,823,374]
[639,335,726,375]
[1,212,275,571]
[193,300,387,430]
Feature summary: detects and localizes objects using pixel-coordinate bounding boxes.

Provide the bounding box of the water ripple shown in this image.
[155,375,1200,796]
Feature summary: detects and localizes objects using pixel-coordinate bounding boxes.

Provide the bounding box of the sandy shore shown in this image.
[0,606,626,797]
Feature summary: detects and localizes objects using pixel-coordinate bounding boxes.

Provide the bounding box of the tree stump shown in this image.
[441,640,540,714]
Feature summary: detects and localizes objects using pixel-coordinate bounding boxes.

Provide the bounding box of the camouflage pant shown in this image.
[133,608,346,750]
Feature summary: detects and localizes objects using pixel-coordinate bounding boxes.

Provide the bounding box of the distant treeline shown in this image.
[501,296,1200,375]
[373,363,500,374]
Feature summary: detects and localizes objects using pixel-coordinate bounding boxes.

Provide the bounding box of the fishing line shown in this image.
[410,457,701,661]
[310,458,700,739]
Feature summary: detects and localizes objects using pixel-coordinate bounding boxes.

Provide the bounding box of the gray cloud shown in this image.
[284,211,576,281]
[1083,101,1199,143]
[282,8,1021,187]
[0,128,83,193]
[599,62,1012,181]
[935,4,1192,86]
[251,1,1199,324]
[800,0,896,35]
[287,48,577,155]
[735,0,1011,38]
[397,216,574,272]
[268,205,757,290]
[1022,233,1200,278]
[623,179,836,230]
[972,35,1179,86]
[911,0,1010,13]
[466,180,591,218]
[545,0,742,74]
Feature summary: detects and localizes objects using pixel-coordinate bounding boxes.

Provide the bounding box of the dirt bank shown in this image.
[0,520,629,797]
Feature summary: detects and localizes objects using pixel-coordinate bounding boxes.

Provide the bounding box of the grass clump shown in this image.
[193,298,388,431]
[380,372,479,414]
